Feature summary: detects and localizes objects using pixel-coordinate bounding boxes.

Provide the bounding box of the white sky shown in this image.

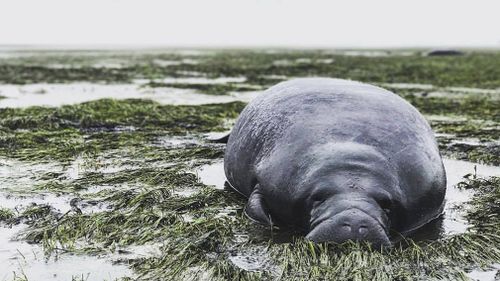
[0,0,499,48]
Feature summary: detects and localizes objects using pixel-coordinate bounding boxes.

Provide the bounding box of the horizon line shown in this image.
[1,44,500,51]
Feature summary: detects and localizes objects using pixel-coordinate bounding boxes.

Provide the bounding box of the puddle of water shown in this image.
[450,138,500,147]
[228,254,266,272]
[153,58,199,67]
[228,246,272,272]
[0,158,61,188]
[174,70,206,77]
[161,76,246,85]
[435,132,457,139]
[91,62,127,69]
[441,159,499,235]
[426,115,469,122]
[169,50,213,56]
[0,158,70,214]
[448,87,500,95]
[271,57,335,65]
[0,84,146,108]
[143,87,261,106]
[295,58,312,64]
[467,264,500,281]
[0,224,132,281]
[225,244,280,276]
[0,157,117,213]
[115,243,164,260]
[444,158,500,187]
[271,57,337,65]
[155,135,201,148]
[272,60,293,66]
[381,83,500,99]
[317,58,334,64]
[261,75,289,80]
[0,83,261,108]
[228,90,262,103]
[341,50,391,57]
[0,53,17,59]
[196,161,225,190]
[381,83,435,90]
[0,193,71,214]
[425,91,500,100]
[65,156,86,180]
[45,63,81,69]
[172,188,197,197]
[181,213,195,223]
[153,59,183,67]
[143,87,242,105]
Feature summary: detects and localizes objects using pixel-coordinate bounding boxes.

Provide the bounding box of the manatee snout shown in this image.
[306,208,391,247]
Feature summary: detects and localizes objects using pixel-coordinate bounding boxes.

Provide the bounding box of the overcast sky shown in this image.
[1,0,499,48]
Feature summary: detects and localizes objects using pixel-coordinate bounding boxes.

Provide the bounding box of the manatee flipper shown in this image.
[207,133,230,143]
[245,185,272,226]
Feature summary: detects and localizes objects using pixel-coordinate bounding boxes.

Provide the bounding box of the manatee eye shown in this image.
[310,193,326,209]
[312,197,325,209]
[376,197,393,214]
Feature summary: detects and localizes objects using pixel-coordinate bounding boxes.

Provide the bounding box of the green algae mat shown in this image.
[0,49,499,281]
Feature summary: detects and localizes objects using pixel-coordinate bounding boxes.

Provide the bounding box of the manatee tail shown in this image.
[207,133,230,143]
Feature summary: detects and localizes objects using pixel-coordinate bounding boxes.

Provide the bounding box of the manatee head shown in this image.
[296,142,402,247]
[305,193,392,247]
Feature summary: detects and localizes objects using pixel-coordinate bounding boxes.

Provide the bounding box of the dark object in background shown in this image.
[427,49,464,56]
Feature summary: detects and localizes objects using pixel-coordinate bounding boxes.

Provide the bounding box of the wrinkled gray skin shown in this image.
[224,78,446,247]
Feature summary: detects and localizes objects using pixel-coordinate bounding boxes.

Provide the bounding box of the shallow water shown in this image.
[381,82,434,90]
[1,154,498,278]
[153,58,199,67]
[448,86,500,95]
[440,159,499,235]
[0,83,187,108]
[382,82,500,97]
[467,264,500,281]
[0,193,72,214]
[0,158,61,188]
[0,156,162,280]
[2,80,498,109]
[0,157,114,214]
[340,50,392,57]
[227,245,278,274]
[0,83,262,108]
[0,224,132,281]
[196,160,225,190]
[160,76,246,84]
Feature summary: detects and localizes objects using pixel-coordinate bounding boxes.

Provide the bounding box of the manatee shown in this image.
[223,78,446,246]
